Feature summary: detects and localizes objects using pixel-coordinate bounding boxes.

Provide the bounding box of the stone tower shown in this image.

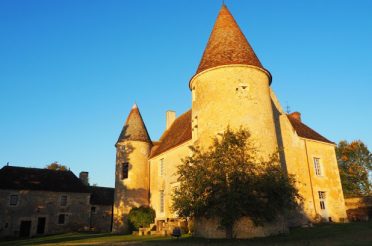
[113,104,152,233]
[190,5,278,159]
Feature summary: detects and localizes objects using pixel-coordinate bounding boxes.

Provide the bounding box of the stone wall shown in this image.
[271,90,347,225]
[345,196,372,221]
[113,140,151,233]
[0,189,90,238]
[149,140,192,220]
[90,204,113,232]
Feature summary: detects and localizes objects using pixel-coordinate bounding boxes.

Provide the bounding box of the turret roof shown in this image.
[195,4,264,75]
[116,104,152,144]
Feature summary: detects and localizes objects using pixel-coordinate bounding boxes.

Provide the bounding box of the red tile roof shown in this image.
[195,5,264,75]
[117,104,152,145]
[287,115,334,144]
[150,110,192,158]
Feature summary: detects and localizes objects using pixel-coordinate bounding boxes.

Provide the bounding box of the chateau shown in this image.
[113,5,347,238]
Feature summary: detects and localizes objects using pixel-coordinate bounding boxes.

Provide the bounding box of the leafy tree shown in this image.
[45,162,68,171]
[336,140,371,197]
[172,127,301,238]
[127,206,156,232]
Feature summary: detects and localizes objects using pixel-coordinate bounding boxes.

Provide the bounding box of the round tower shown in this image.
[190,5,278,159]
[113,104,152,233]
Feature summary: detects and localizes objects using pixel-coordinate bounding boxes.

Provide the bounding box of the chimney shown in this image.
[79,171,89,186]
[166,110,176,130]
[289,112,302,122]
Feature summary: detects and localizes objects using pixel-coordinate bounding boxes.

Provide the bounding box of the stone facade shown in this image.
[344,196,372,221]
[90,204,113,232]
[113,140,151,233]
[113,4,348,238]
[0,189,90,238]
[0,167,114,238]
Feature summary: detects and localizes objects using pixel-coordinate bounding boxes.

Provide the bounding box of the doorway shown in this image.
[19,220,32,237]
[37,217,46,234]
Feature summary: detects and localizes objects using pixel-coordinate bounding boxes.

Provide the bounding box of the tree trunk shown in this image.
[226,223,233,239]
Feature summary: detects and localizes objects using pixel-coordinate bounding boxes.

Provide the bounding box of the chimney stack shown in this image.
[79,171,89,186]
[289,112,301,122]
[166,110,176,130]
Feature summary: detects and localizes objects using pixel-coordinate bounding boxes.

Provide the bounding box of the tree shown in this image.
[172,127,301,239]
[127,206,156,232]
[336,140,372,197]
[45,162,69,171]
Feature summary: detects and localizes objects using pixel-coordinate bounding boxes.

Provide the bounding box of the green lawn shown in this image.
[1,221,372,246]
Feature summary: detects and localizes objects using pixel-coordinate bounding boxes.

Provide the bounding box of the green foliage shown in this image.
[172,127,301,238]
[336,140,372,197]
[127,206,155,232]
[45,162,68,171]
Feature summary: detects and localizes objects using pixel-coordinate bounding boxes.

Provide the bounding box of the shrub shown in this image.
[127,206,156,232]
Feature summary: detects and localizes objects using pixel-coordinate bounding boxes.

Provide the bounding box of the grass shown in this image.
[1,221,372,246]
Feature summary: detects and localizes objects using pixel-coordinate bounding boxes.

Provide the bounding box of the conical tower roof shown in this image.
[195,4,264,75]
[116,104,151,145]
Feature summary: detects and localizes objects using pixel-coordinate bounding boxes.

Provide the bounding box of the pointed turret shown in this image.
[113,103,152,233]
[116,104,151,145]
[196,4,265,76]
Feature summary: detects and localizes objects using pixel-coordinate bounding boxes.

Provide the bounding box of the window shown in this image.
[58,214,66,224]
[91,206,96,214]
[313,157,322,176]
[159,159,164,176]
[9,195,18,206]
[192,115,198,139]
[60,195,68,206]
[318,191,326,210]
[160,191,165,213]
[192,87,196,102]
[121,162,129,179]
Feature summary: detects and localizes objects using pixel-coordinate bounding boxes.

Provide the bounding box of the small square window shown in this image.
[9,195,18,206]
[60,195,68,206]
[58,214,66,224]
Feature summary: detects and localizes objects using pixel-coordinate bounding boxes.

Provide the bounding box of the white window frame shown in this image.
[159,190,165,214]
[318,191,326,210]
[313,157,322,176]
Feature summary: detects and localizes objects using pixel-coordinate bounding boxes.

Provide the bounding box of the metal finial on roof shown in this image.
[132,103,138,109]
[117,104,151,144]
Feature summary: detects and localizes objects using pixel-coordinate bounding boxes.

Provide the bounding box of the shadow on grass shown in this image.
[1,222,372,246]
[0,233,112,246]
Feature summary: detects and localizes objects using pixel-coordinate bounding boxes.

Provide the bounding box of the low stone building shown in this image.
[0,166,115,238]
[0,165,91,238]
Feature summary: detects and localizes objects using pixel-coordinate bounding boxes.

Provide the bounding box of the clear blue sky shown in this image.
[0,0,371,187]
